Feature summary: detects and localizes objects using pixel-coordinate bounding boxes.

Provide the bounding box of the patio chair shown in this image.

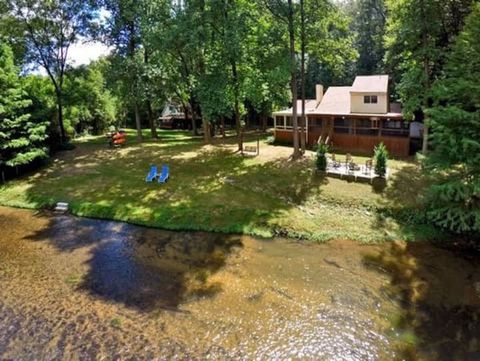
[145,165,158,182]
[345,153,353,164]
[331,154,341,168]
[364,159,374,175]
[348,161,360,174]
[158,165,170,183]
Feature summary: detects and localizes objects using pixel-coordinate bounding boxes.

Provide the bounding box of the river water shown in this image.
[0,206,479,360]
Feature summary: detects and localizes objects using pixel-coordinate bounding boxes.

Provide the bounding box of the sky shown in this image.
[67,40,112,67]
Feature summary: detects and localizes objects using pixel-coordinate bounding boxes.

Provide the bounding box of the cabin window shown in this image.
[309,117,323,131]
[285,116,293,128]
[381,119,409,137]
[334,118,352,134]
[356,119,379,136]
[363,95,378,104]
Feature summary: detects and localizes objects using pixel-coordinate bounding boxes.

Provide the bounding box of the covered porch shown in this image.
[273,114,410,157]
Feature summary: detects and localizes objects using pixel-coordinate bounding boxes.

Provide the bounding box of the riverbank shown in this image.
[0,129,439,242]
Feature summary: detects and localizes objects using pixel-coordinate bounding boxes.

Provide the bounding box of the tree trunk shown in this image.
[231,59,242,152]
[221,116,226,138]
[300,0,306,154]
[288,0,300,160]
[261,114,267,132]
[420,0,430,154]
[189,98,198,136]
[144,49,157,139]
[56,90,66,143]
[146,99,158,139]
[134,102,143,141]
[203,119,211,144]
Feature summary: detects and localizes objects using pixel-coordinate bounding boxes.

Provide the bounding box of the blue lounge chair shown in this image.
[145,165,158,182]
[158,165,169,183]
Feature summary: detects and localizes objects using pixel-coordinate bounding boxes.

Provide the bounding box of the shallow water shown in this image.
[0,206,479,360]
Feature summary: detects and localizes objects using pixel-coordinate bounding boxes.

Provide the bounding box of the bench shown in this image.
[243,145,258,156]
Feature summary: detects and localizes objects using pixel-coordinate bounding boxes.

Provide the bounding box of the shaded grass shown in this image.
[0,129,440,242]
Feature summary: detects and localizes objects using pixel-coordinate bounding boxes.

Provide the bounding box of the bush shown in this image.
[266,136,275,145]
[316,143,329,171]
[374,142,388,177]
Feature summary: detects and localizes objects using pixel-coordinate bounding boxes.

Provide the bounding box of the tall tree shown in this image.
[5,0,98,144]
[265,0,300,159]
[102,0,145,141]
[63,60,118,135]
[385,0,474,154]
[425,3,480,233]
[350,0,386,75]
[0,41,48,178]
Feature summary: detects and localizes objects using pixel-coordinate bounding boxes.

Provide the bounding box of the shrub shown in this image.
[374,142,388,177]
[266,136,275,145]
[316,143,329,172]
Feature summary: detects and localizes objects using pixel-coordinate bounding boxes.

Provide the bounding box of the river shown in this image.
[0,206,479,360]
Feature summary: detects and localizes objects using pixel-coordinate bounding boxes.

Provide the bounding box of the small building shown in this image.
[272,75,422,157]
[159,101,191,129]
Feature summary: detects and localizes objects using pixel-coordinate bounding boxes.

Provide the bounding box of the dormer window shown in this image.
[364,95,378,104]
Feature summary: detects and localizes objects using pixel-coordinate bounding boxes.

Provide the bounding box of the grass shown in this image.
[0,128,439,242]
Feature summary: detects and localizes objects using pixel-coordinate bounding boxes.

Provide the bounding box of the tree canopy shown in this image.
[0,41,48,171]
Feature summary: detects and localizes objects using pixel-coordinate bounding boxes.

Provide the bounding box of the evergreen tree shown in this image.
[425,3,480,233]
[385,0,474,154]
[351,0,386,75]
[374,142,388,177]
[0,42,48,173]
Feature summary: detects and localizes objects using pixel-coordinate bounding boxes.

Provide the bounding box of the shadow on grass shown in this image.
[24,213,242,312]
[373,164,442,241]
[12,129,328,237]
[363,241,480,360]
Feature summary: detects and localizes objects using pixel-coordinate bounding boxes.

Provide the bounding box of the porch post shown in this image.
[306,116,309,146]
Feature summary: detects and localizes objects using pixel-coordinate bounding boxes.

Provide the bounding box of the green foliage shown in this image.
[349,0,386,75]
[385,0,474,117]
[374,142,388,177]
[6,0,100,143]
[64,60,119,136]
[424,3,480,234]
[0,42,48,168]
[316,143,329,172]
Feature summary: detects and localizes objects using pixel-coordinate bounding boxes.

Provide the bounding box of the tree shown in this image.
[102,0,145,141]
[425,3,480,233]
[315,143,329,171]
[5,0,98,144]
[349,0,386,75]
[63,60,118,135]
[374,142,388,177]
[385,0,474,154]
[265,0,300,159]
[0,41,48,178]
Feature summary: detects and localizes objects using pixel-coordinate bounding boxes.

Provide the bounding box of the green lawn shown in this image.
[0,129,438,242]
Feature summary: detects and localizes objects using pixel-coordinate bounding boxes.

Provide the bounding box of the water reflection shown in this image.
[364,241,480,360]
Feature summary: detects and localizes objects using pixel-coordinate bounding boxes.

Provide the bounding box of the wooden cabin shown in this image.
[272,75,422,157]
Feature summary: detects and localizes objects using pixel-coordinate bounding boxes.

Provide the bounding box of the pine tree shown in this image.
[0,41,48,173]
[374,142,388,178]
[425,3,480,233]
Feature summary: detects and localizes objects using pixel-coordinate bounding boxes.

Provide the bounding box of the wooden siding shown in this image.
[274,129,294,143]
[330,133,409,157]
[274,115,410,157]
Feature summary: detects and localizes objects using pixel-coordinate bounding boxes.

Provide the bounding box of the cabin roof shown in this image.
[350,75,389,93]
[272,99,317,116]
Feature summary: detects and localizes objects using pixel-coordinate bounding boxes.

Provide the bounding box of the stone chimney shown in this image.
[316,84,324,105]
